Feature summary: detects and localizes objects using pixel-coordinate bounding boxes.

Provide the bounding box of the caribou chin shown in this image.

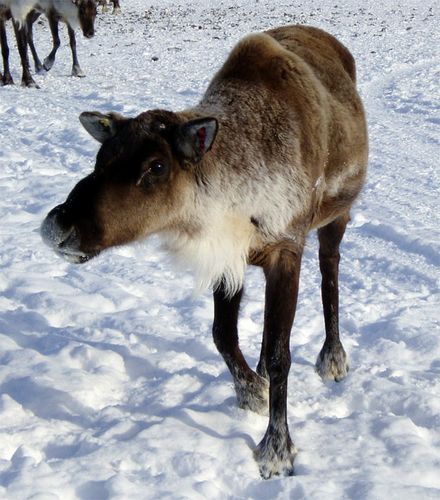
[56,248,97,265]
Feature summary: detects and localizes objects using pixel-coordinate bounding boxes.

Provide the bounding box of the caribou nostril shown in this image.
[40,206,76,249]
[58,227,78,249]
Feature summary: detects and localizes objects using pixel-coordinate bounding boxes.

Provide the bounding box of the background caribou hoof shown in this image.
[34,62,45,74]
[72,66,86,78]
[22,79,40,89]
[254,430,297,479]
[1,74,14,86]
[43,58,55,72]
[316,340,349,382]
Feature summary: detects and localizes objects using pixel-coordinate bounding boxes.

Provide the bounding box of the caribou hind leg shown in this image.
[213,282,269,416]
[315,213,350,381]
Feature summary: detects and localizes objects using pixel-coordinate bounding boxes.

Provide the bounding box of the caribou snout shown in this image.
[40,206,95,264]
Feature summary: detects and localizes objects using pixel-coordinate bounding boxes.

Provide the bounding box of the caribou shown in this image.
[0,0,96,87]
[41,25,368,478]
[27,0,97,78]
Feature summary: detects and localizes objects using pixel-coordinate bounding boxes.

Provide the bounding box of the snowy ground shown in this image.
[0,0,439,498]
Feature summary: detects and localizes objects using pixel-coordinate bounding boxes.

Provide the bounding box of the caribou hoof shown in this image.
[35,63,45,74]
[22,79,39,89]
[316,340,349,382]
[254,429,297,479]
[72,66,86,78]
[1,74,14,86]
[235,373,269,416]
[43,57,55,72]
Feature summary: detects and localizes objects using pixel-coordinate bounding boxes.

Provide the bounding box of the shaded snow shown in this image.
[0,0,439,498]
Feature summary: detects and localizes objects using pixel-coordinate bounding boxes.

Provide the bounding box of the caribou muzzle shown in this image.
[83,29,94,39]
[40,205,99,264]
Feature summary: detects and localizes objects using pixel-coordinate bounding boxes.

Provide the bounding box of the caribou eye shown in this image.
[149,161,167,176]
[136,160,169,187]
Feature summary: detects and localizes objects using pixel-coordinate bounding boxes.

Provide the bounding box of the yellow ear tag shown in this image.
[99,118,111,130]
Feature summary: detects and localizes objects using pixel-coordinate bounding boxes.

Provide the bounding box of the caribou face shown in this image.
[77,0,97,38]
[41,109,218,263]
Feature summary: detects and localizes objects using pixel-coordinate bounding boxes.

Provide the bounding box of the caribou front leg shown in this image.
[315,213,350,381]
[43,12,60,72]
[13,19,38,88]
[26,11,44,73]
[67,25,85,77]
[213,282,269,416]
[0,18,14,85]
[254,241,302,478]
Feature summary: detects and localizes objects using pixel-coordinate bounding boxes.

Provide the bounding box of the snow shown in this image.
[0,0,439,498]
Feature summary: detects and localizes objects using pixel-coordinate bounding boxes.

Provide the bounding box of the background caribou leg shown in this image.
[12,19,37,87]
[0,18,14,85]
[67,24,85,77]
[26,10,44,73]
[213,282,269,416]
[43,13,60,72]
[113,0,121,14]
[315,213,350,381]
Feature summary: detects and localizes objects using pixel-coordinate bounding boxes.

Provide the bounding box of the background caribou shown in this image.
[41,24,368,478]
[0,0,97,86]
[27,0,97,78]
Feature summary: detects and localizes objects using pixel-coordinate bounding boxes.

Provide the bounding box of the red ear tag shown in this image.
[197,127,207,153]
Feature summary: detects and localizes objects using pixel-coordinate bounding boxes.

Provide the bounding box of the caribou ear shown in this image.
[79,111,125,143]
[175,117,218,164]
